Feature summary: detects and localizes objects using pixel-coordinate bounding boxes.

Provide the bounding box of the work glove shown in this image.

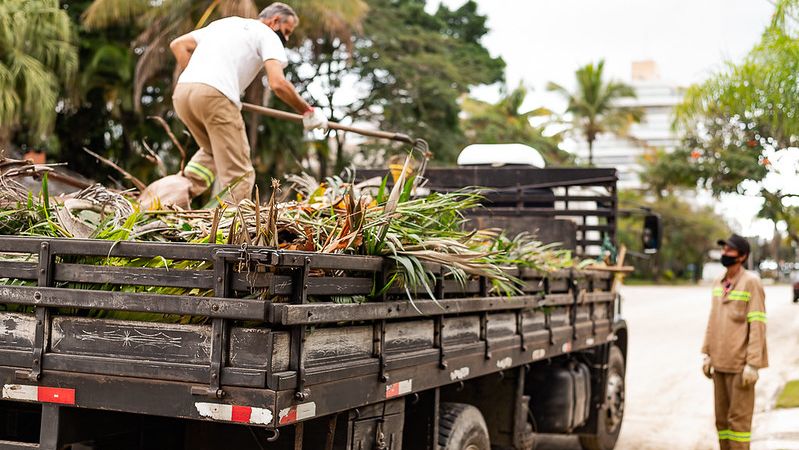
[702,354,713,379]
[742,364,759,387]
[302,107,328,131]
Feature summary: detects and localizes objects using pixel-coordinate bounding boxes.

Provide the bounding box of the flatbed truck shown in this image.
[0,167,638,450]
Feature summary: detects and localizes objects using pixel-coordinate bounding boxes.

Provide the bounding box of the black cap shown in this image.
[717,234,750,255]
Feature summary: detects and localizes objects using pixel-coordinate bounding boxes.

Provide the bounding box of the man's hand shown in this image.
[742,365,759,387]
[702,354,713,379]
[303,107,328,131]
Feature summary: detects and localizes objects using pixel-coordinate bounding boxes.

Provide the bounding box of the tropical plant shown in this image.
[547,60,642,165]
[461,84,573,165]
[0,0,78,149]
[0,156,578,321]
[656,0,799,246]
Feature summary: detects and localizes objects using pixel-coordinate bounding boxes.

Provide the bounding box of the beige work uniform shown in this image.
[702,270,767,449]
[172,82,255,204]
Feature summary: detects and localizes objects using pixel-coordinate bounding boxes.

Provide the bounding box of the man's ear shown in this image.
[263,16,278,28]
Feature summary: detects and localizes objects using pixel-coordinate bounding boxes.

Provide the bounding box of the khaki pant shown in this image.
[713,371,755,450]
[172,83,254,204]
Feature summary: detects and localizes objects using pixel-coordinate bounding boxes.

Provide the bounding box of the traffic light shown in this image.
[642,213,662,254]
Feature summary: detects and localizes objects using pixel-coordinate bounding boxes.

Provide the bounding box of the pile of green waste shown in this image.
[0,157,579,322]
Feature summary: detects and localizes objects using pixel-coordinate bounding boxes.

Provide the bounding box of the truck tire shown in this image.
[439,402,490,450]
[578,346,625,450]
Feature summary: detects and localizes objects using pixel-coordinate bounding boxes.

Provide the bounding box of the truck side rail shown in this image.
[0,236,615,430]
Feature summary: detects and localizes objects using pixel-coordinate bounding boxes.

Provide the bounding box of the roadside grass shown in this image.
[776,380,799,409]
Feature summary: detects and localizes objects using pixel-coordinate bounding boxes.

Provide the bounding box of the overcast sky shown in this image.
[429,0,791,241]
[434,0,774,104]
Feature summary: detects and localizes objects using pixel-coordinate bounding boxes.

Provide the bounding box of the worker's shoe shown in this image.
[139,174,193,210]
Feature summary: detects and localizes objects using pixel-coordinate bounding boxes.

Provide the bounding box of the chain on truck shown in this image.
[0,140,661,450]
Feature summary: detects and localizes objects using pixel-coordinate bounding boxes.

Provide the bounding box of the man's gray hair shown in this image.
[259,2,299,24]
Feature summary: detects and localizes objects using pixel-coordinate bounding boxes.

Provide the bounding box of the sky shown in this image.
[429,0,794,241]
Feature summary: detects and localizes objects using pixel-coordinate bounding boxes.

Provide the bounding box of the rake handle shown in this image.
[241,102,414,145]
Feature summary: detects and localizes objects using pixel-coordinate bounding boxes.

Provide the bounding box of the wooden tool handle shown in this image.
[241,102,414,144]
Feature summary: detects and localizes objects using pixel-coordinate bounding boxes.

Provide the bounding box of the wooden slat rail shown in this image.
[269,295,543,325]
[0,285,267,320]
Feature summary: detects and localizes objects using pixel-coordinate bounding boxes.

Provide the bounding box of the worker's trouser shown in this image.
[172,83,254,204]
[713,371,755,450]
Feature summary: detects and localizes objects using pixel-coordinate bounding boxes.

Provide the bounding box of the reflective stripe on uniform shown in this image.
[747,311,767,323]
[712,287,724,297]
[718,429,751,442]
[727,290,751,302]
[185,162,215,187]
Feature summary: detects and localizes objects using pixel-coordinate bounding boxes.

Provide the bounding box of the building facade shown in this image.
[566,61,685,189]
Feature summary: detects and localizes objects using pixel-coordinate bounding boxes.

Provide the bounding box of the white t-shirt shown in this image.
[177,16,288,108]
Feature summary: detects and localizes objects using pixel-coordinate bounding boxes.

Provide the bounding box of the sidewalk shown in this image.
[752,408,799,450]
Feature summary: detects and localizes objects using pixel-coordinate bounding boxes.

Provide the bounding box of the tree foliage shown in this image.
[5,0,503,190]
[548,60,642,165]
[617,190,731,280]
[0,0,78,148]
[655,0,799,246]
[460,84,572,165]
[81,0,368,112]
[354,0,505,163]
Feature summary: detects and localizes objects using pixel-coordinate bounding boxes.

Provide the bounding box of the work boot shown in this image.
[139,174,193,210]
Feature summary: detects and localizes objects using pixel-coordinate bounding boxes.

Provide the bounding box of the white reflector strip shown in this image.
[496,357,513,370]
[195,402,273,425]
[385,379,413,398]
[2,384,37,401]
[3,384,76,405]
[278,402,316,425]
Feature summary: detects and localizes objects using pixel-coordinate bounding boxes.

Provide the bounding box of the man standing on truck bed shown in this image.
[702,234,767,450]
[141,2,327,208]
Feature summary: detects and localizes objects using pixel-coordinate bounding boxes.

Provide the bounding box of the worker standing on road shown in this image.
[702,234,768,450]
[141,2,327,208]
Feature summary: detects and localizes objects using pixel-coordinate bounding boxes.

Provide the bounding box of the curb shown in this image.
[752,408,799,450]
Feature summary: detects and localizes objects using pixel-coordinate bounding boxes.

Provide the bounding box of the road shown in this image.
[536,284,799,450]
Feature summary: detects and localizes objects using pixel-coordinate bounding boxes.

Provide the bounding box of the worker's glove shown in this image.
[742,364,759,387]
[302,107,328,131]
[702,354,713,379]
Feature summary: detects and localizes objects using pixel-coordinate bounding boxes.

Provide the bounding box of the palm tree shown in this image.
[82,0,369,112]
[547,60,642,165]
[461,83,572,165]
[0,0,78,150]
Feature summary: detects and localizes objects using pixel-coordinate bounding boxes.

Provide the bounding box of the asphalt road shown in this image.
[535,284,799,450]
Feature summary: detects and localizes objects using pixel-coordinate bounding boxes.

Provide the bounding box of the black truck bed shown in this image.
[0,236,616,430]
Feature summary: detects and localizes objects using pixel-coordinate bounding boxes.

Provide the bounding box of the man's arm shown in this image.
[701,287,716,355]
[170,34,198,73]
[264,59,312,113]
[745,279,768,368]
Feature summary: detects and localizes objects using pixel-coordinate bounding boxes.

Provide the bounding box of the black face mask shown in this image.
[720,255,740,268]
[272,28,288,47]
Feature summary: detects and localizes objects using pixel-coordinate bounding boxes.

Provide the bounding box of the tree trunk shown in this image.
[587,138,594,166]
[0,127,11,157]
[334,130,346,175]
[318,141,328,180]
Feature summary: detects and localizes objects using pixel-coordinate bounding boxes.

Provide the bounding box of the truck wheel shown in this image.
[439,402,490,450]
[579,346,625,450]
